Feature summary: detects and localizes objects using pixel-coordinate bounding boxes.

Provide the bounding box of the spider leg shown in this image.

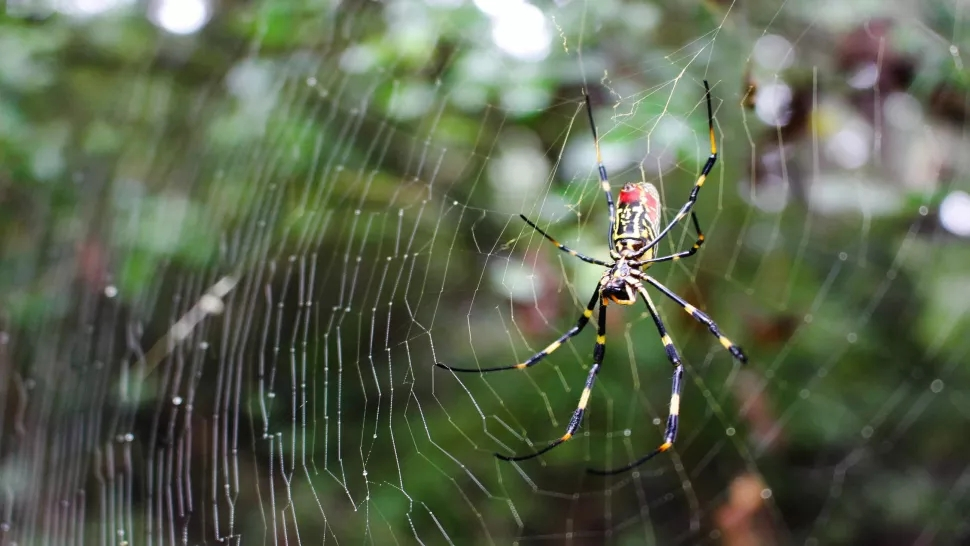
[639,80,716,258]
[519,214,611,267]
[633,212,704,266]
[497,300,608,462]
[641,275,747,364]
[588,284,682,475]
[435,289,600,373]
[583,92,618,249]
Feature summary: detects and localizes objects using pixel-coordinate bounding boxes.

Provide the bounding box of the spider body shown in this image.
[603,182,662,304]
[437,81,748,475]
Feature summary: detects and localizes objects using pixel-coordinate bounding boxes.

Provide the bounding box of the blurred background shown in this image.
[1,0,969,544]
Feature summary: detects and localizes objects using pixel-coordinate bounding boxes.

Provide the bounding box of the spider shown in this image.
[436,80,747,475]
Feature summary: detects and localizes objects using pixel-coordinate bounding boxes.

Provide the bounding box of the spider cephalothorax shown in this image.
[437,81,748,475]
[600,260,637,305]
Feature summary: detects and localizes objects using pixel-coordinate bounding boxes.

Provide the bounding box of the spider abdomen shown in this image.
[613,182,661,258]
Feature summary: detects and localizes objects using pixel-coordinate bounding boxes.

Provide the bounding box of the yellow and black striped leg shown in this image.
[638,80,717,259]
[497,301,608,462]
[519,214,611,267]
[435,289,600,373]
[588,287,682,475]
[641,275,747,364]
[584,93,618,248]
[635,213,705,265]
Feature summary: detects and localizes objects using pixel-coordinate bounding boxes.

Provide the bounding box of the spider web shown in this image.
[2,0,970,544]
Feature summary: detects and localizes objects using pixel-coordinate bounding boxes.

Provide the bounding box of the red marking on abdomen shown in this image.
[619,184,661,227]
[618,186,644,204]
